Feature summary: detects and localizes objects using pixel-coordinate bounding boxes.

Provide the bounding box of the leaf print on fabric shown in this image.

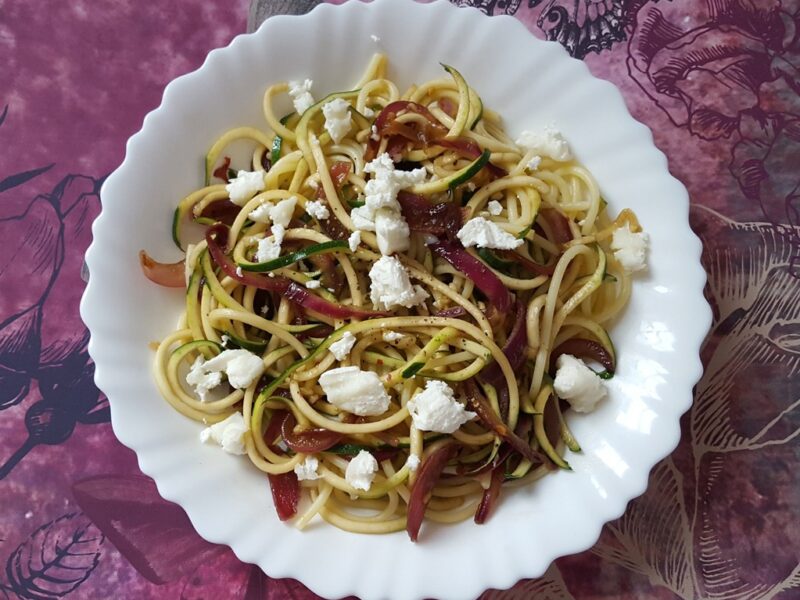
[5,513,103,600]
[73,475,222,585]
[592,460,697,598]
[480,564,576,599]
[581,206,800,600]
[691,207,800,456]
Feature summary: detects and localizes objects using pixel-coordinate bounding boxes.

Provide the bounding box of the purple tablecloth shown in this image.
[1,1,798,598]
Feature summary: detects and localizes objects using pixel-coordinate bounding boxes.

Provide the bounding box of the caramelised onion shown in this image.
[429,241,512,314]
[433,137,507,179]
[267,472,299,521]
[550,338,615,373]
[284,284,387,320]
[539,208,573,245]
[464,381,551,468]
[212,155,232,182]
[398,191,462,240]
[432,306,467,318]
[366,101,447,161]
[138,250,185,288]
[206,224,388,319]
[474,463,504,524]
[480,300,527,387]
[279,412,343,453]
[406,442,459,541]
[198,199,240,225]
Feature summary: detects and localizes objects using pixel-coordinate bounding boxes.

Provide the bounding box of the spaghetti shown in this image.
[142,54,644,540]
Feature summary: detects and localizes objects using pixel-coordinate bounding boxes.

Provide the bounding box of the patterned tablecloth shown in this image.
[1,1,798,598]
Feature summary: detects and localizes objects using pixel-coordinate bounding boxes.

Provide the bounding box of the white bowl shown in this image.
[81,1,710,598]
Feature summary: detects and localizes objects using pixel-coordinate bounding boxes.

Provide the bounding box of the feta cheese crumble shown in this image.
[269,197,296,228]
[202,349,265,389]
[457,217,523,250]
[256,235,281,263]
[407,380,476,434]
[516,127,572,162]
[248,203,272,223]
[348,230,361,252]
[374,208,411,255]
[271,223,285,245]
[553,354,606,413]
[487,200,503,216]
[226,170,265,206]
[294,456,321,481]
[305,200,330,221]
[328,331,357,361]
[611,223,648,273]
[405,454,420,472]
[318,366,391,416]
[352,153,427,255]
[526,155,542,171]
[248,196,296,228]
[288,79,314,114]
[321,97,352,144]
[382,331,404,342]
[345,450,378,491]
[186,357,222,401]
[305,279,321,289]
[368,255,428,310]
[199,412,248,455]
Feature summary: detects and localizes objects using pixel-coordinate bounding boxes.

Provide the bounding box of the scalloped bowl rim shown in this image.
[81,1,711,599]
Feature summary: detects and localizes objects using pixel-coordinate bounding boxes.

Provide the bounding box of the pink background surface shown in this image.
[0,1,798,598]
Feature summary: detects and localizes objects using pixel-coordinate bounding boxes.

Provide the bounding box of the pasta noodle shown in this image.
[143,54,644,540]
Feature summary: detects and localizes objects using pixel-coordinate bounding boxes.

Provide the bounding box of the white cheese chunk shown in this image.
[288,79,314,114]
[355,153,427,255]
[305,200,330,220]
[516,127,572,162]
[374,208,410,255]
[269,197,296,228]
[487,200,503,215]
[322,97,352,144]
[226,170,265,206]
[406,380,476,434]
[186,356,222,401]
[318,366,391,416]
[553,354,607,413]
[368,255,428,310]
[457,217,523,250]
[611,223,648,273]
[345,450,378,491]
[350,205,376,231]
[294,456,321,481]
[271,224,286,245]
[256,235,281,263]
[348,230,361,252]
[202,349,265,390]
[305,279,321,289]
[328,331,357,361]
[248,202,272,223]
[199,412,248,455]
[405,454,420,472]
[382,331,404,342]
[526,155,542,171]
